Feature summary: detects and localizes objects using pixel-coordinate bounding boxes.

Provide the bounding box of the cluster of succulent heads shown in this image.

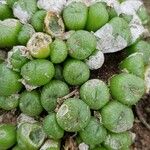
[0,0,150,150]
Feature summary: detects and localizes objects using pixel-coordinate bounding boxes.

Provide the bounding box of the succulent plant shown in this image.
[21,59,55,88]
[0,124,17,150]
[43,113,64,139]
[101,101,134,133]
[50,39,68,64]
[41,80,69,112]
[79,117,107,145]
[17,123,45,150]
[0,0,149,149]
[67,30,96,60]
[0,19,22,48]
[31,10,46,32]
[19,90,43,116]
[0,63,22,96]
[0,94,19,110]
[109,73,145,106]
[56,98,91,132]
[80,79,110,110]
[63,2,88,30]
[86,2,109,32]
[63,59,90,85]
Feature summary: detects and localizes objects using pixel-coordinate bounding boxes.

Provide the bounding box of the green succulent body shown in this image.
[21,59,55,87]
[137,5,149,25]
[127,40,150,65]
[19,91,43,116]
[86,2,109,32]
[0,63,22,96]
[0,124,16,150]
[107,6,118,19]
[41,80,69,112]
[56,98,91,132]
[0,4,13,20]
[101,101,134,133]
[0,94,19,110]
[6,0,18,7]
[63,59,90,85]
[31,10,46,32]
[120,53,145,78]
[17,123,45,150]
[67,30,96,60]
[79,117,107,146]
[0,19,22,48]
[18,24,35,45]
[50,39,68,64]
[110,73,145,106]
[63,2,88,30]
[104,132,133,150]
[43,113,64,139]
[80,79,110,110]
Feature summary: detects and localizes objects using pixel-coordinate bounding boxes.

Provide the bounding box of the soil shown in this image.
[0,1,150,150]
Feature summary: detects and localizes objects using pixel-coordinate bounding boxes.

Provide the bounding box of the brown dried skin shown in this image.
[44,11,65,37]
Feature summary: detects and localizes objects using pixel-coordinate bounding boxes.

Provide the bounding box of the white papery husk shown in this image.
[17,113,37,128]
[94,23,128,53]
[40,139,60,150]
[6,46,31,71]
[37,0,67,14]
[20,79,38,91]
[79,142,89,150]
[120,0,149,43]
[144,65,150,94]
[85,50,104,70]
[13,2,31,24]
[0,0,6,4]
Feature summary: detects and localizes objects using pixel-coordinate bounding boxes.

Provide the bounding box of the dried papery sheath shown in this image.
[20,79,38,91]
[44,12,65,37]
[17,113,37,128]
[94,23,128,53]
[6,46,31,72]
[37,0,66,14]
[66,0,103,6]
[78,142,89,150]
[40,139,60,150]
[144,66,150,94]
[13,0,37,24]
[0,50,7,61]
[85,50,104,70]
[0,0,6,4]
[120,0,149,43]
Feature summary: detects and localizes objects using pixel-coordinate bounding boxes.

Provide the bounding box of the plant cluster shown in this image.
[0,0,150,149]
